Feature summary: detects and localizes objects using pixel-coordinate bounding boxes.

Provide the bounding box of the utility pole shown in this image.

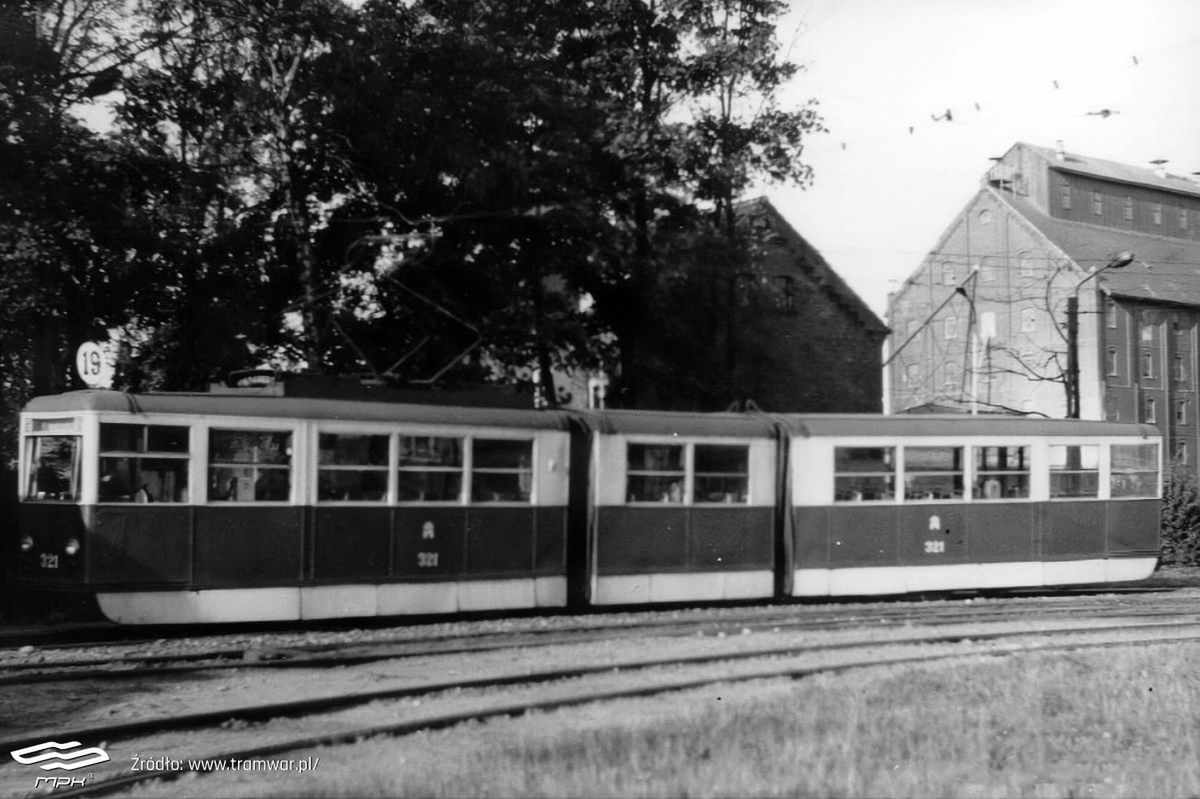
[1066,251,1134,418]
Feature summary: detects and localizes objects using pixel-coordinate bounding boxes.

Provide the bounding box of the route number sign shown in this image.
[76,341,115,388]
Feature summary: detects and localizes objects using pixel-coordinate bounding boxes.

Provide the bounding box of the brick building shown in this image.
[887,142,1200,464]
[733,197,888,412]
[560,197,888,413]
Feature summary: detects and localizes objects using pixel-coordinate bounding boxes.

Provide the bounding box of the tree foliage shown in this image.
[1162,454,1200,566]
[0,0,823,464]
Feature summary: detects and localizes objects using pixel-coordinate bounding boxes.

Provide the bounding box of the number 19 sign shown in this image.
[76,341,115,389]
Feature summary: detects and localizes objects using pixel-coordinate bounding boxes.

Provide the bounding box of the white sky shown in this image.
[763,0,1200,318]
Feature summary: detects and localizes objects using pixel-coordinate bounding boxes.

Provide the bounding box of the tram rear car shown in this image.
[785,415,1161,596]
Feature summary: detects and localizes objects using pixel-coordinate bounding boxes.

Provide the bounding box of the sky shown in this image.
[762,0,1200,318]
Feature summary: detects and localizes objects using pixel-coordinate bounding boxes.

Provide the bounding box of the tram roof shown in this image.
[582,409,778,438]
[22,393,1163,440]
[22,390,574,430]
[778,414,1160,439]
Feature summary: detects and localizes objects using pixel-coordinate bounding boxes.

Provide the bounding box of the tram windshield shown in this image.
[25,435,80,501]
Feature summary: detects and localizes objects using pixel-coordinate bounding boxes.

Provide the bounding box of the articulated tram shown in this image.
[10,383,1161,624]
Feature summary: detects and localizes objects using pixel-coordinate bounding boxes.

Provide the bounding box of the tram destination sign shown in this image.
[75,340,115,389]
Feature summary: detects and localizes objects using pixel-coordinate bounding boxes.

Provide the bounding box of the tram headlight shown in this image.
[19,535,33,552]
[64,538,80,556]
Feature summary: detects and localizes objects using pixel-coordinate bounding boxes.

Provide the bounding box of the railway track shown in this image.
[4,613,1200,798]
[3,589,1200,686]
[3,592,1199,685]
[0,581,1179,652]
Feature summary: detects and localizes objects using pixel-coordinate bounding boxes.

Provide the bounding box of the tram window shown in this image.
[627,443,685,503]
[25,435,80,501]
[101,424,188,453]
[207,430,291,502]
[398,436,463,502]
[1049,445,1099,498]
[1110,443,1160,498]
[834,447,895,502]
[99,423,189,503]
[974,445,1030,499]
[471,439,533,503]
[318,433,388,502]
[693,445,749,503]
[904,446,964,500]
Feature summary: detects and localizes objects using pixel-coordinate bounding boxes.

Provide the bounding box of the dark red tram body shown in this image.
[10,387,1162,624]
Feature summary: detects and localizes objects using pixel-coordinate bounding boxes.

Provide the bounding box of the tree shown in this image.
[0,1,168,466]
[574,0,823,407]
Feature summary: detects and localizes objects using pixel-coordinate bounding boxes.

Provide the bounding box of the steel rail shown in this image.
[3,598,1197,686]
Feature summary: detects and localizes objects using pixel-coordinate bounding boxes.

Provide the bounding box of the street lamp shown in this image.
[1066,251,1134,418]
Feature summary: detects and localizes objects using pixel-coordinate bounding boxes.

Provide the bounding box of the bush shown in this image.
[1161,455,1200,566]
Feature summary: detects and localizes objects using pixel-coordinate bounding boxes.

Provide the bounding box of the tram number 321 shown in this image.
[40,554,59,569]
[923,540,946,554]
[417,552,439,568]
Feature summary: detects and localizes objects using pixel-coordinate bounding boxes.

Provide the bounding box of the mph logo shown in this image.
[11,740,110,771]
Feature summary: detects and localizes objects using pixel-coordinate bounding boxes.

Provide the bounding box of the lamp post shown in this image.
[1066,251,1134,418]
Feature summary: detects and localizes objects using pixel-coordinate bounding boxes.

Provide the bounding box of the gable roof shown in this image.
[997,191,1200,306]
[1018,141,1200,199]
[736,196,888,334]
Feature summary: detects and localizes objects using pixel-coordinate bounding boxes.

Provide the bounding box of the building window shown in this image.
[1105,298,1118,328]
[979,256,996,282]
[1142,352,1154,379]
[1175,355,1187,383]
[1124,197,1134,221]
[1177,399,1188,424]
[398,436,463,502]
[1181,208,1189,229]
[208,429,291,502]
[1153,203,1163,225]
[1060,183,1071,210]
[905,364,921,384]
[1092,191,1103,215]
[944,363,959,390]
[1049,445,1099,498]
[1021,308,1036,333]
[772,275,797,313]
[944,315,957,339]
[1145,397,1157,423]
[1141,324,1154,343]
[1106,347,1119,376]
[99,423,189,503]
[1019,253,1035,278]
[974,445,1030,499]
[318,433,388,502]
[1177,440,1189,462]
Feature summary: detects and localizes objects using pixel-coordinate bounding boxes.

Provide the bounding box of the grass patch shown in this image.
[159,644,1200,798]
